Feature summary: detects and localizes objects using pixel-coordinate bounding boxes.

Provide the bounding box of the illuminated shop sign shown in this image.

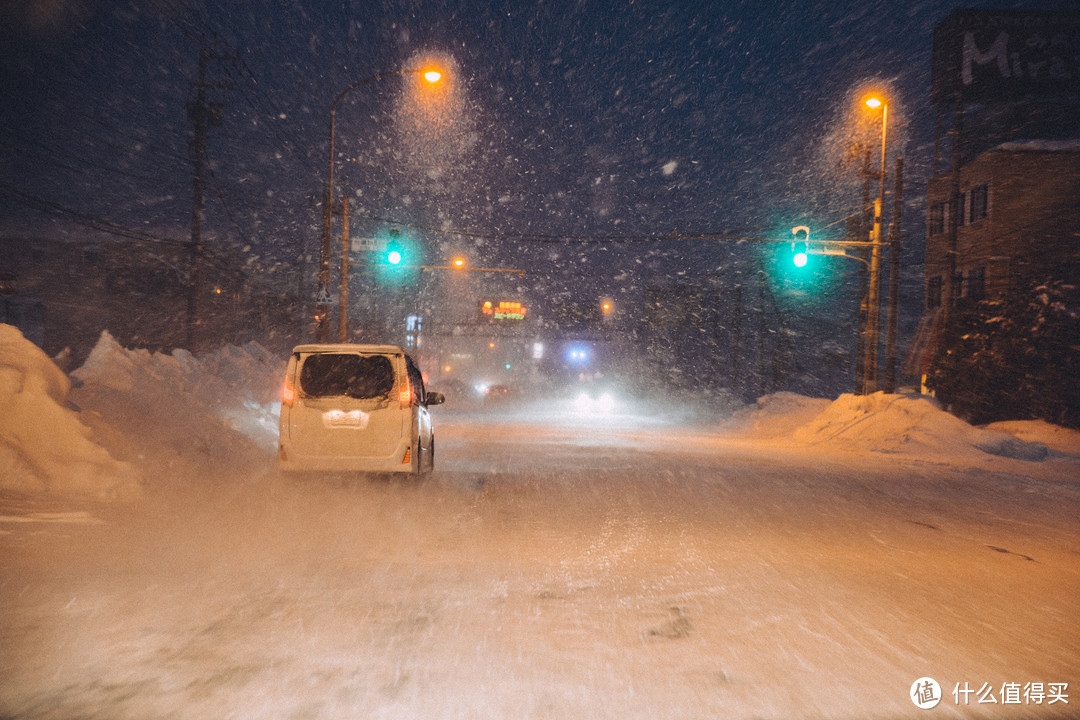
[479,300,528,321]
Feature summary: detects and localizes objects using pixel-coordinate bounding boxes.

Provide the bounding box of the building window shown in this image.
[965,267,986,300]
[969,184,988,223]
[926,276,943,309]
[929,203,945,235]
[957,192,968,226]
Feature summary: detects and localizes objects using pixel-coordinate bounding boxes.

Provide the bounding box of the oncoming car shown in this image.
[278,344,444,474]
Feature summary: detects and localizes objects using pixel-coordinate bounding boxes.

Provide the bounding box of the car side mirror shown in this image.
[426,392,445,407]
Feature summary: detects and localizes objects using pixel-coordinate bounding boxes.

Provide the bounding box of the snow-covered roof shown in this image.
[995,139,1080,153]
[290,343,405,355]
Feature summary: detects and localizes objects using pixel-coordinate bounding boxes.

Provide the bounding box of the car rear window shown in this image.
[298,353,395,399]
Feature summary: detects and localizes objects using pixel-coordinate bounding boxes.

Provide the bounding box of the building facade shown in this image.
[0,233,294,364]
[905,9,1080,388]
[924,142,1080,311]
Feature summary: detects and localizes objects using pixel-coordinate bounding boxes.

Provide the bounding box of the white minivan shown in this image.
[278,344,444,474]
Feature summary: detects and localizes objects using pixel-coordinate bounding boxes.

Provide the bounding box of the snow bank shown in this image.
[729,391,1065,463]
[70,332,283,482]
[984,420,1080,456]
[0,324,139,498]
[721,392,832,438]
[789,393,1052,460]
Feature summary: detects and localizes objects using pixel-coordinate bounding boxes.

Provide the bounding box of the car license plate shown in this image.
[323,410,368,429]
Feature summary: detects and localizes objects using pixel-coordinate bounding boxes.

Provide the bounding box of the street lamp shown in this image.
[862,95,888,394]
[316,67,443,343]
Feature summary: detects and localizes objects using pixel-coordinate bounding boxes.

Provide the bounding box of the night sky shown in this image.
[1,0,1072,317]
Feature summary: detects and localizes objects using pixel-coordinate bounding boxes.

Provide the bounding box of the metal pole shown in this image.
[315,69,429,344]
[316,107,336,343]
[879,104,888,210]
[862,104,888,395]
[883,157,903,393]
[944,106,963,325]
[339,196,349,342]
[863,197,882,394]
[855,149,871,393]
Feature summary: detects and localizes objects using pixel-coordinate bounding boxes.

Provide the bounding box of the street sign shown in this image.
[314,285,334,305]
[351,237,379,252]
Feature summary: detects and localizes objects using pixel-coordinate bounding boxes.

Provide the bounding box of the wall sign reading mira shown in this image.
[932,9,1080,105]
[479,300,528,321]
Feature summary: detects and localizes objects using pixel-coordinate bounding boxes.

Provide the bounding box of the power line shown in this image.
[350,211,809,246]
[0,127,183,186]
[0,181,187,247]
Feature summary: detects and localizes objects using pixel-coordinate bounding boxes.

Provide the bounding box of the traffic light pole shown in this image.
[339,196,350,343]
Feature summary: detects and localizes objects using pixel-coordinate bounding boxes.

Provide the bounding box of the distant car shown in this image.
[278,344,444,474]
[484,384,512,404]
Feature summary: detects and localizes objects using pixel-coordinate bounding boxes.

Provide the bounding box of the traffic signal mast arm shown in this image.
[672,229,878,269]
[668,231,878,249]
[348,261,526,275]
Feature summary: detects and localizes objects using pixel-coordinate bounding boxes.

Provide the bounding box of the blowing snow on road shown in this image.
[1,328,1078,719]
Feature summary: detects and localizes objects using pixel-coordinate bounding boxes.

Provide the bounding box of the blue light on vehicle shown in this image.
[565,343,590,365]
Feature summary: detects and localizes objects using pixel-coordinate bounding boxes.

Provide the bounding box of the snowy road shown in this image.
[1,408,1078,719]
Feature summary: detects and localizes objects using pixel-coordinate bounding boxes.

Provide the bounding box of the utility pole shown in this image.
[883,157,904,393]
[855,149,872,393]
[184,43,229,352]
[185,48,209,352]
[944,107,964,325]
[339,196,350,342]
[757,255,769,397]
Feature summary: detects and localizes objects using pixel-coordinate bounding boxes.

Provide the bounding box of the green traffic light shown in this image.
[387,249,402,265]
[790,225,810,268]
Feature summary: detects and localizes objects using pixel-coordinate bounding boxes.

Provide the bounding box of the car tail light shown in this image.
[282,382,296,406]
[402,447,411,465]
[399,378,412,404]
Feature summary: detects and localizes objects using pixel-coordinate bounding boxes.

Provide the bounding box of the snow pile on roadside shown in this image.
[788,393,1052,460]
[722,391,1075,463]
[721,392,832,439]
[0,324,140,498]
[985,420,1080,456]
[70,331,284,482]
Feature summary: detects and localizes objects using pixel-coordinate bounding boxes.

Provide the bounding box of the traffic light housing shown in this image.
[373,225,422,286]
[385,226,405,265]
[791,226,810,268]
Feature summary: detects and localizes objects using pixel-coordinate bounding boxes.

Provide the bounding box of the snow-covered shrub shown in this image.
[927,281,1079,428]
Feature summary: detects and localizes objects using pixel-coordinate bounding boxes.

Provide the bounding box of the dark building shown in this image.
[905,9,1080,393]
[0,234,295,364]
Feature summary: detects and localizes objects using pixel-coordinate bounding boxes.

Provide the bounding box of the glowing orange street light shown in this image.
[424,70,442,83]
[452,256,466,268]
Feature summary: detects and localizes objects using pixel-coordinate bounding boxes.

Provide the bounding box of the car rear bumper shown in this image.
[278,441,414,473]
